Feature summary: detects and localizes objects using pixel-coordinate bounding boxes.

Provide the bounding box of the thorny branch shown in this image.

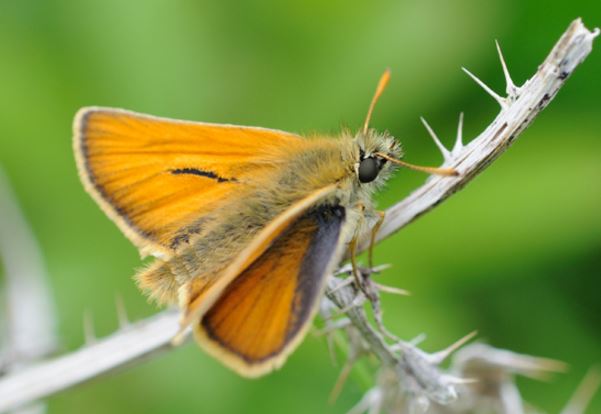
[0,18,598,414]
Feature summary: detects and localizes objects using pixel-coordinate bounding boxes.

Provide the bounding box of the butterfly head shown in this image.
[353,129,402,185]
[352,69,459,186]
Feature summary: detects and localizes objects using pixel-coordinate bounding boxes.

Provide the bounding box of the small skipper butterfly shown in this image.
[73,70,457,377]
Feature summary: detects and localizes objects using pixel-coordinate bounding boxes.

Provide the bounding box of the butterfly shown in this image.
[73,70,457,377]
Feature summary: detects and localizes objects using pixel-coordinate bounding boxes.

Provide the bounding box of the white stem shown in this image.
[0,168,58,414]
[0,310,186,412]
[0,169,57,364]
[561,367,601,414]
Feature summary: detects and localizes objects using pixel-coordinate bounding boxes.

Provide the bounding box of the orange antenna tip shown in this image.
[363,69,391,135]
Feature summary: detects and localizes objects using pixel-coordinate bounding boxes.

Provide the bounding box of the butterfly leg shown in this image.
[368,210,386,269]
[348,204,367,297]
[348,205,380,303]
[352,207,385,299]
[347,238,398,340]
[348,234,363,295]
[362,210,402,341]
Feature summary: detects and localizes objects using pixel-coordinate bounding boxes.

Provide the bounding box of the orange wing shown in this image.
[73,107,301,258]
[193,204,346,377]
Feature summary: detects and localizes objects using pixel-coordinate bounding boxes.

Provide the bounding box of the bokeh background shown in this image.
[1,1,599,413]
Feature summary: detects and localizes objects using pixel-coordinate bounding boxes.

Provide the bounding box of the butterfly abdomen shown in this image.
[135,261,180,305]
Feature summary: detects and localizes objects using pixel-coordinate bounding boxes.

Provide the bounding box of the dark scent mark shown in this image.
[170,168,237,183]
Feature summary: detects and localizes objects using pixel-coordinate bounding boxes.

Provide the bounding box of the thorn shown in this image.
[561,366,601,414]
[336,295,366,315]
[383,332,402,345]
[368,291,400,343]
[335,263,391,277]
[314,318,352,336]
[429,330,478,364]
[495,39,519,97]
[452,112,464,153]
[455,344,567,380]
[409,333,427,346]
[420,117,452,161]
[334,263,354,276]
[326,333,338,366]
[115,294,129,328]
[508,353,568,379]
[391,334,427,351]
[443,374,479,385]
[83,310,97,345]
[346,388,382,414]
[374,283,410,296]
[370,263,392,274]
[327,277,355,294]
[462,67,508,108]
[379,326,401,343]
[329,359,355,404]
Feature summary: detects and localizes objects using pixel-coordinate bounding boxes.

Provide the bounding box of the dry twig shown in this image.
[0,168,58,414]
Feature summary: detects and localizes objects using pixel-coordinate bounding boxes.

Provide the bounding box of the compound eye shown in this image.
[358,157,379,183]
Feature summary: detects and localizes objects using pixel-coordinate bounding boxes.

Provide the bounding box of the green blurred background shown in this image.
[0,1,599,413]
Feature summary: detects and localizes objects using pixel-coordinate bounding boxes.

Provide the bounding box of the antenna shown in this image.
[363,69,391,135]
[375,152,459,177]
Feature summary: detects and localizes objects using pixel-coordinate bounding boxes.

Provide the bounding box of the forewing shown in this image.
[193,204,346,377]
[73,107,301,257]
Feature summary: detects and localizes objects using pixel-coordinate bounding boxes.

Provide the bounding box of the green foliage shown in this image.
[0,1,599,412]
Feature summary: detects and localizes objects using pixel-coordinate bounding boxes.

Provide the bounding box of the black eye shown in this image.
[358,157,379,183]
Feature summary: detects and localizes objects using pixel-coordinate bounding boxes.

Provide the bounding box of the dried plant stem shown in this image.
[0,18,597,414]
[325,278,395,366]
[0,310,182,411]
[0,168,58,414]
[0,169,57,365]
